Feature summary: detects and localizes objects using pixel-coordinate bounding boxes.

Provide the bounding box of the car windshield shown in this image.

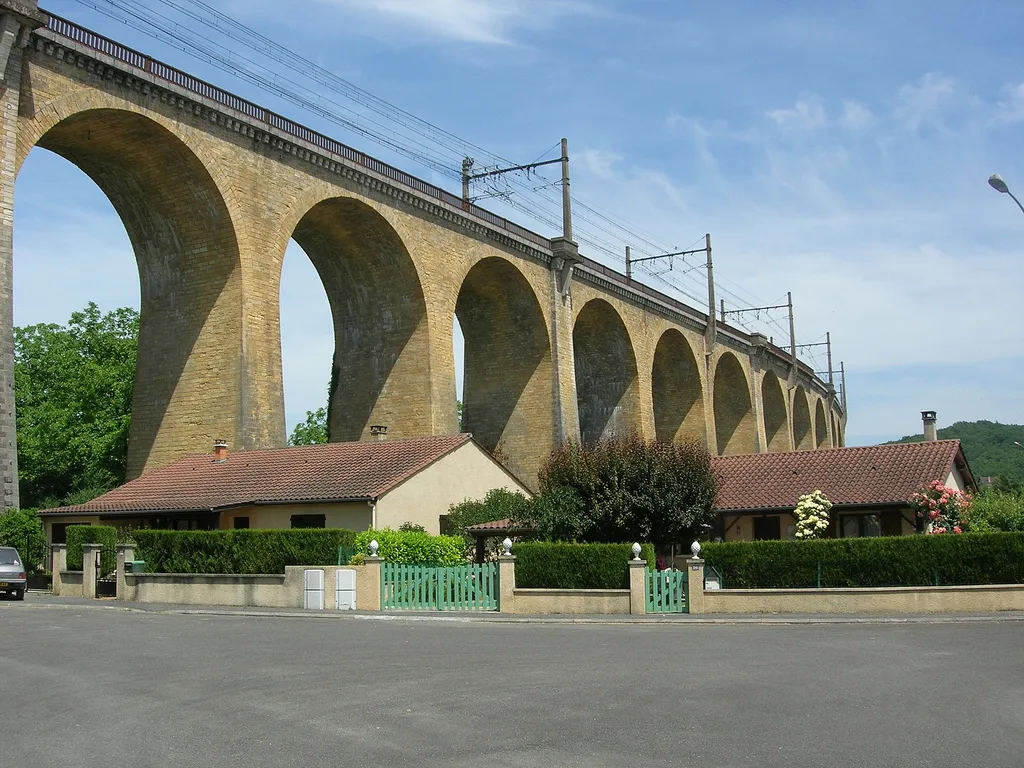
[0,548,20,565]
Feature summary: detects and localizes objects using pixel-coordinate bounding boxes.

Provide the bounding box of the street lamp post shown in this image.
[988,174,1024,216]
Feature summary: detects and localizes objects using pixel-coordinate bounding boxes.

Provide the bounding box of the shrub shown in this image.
[537,437,716,548]
[513,541,656,589]
[132,529,358,574]
[0,508,47,572]
[66,524,117,576]
[445,488,533,543]
[793,491,832,540]
[968,490,1024,533]
[354,528,465,566]
[702,533,1024,588]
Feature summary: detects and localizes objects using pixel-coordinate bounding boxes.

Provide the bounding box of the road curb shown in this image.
[12,598,1024,626]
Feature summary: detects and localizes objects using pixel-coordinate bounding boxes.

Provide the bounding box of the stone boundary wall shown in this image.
[702,583,1024,614]
[509,588,631,615]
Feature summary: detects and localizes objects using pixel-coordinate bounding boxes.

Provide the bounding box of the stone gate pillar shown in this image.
[0,0,46,510]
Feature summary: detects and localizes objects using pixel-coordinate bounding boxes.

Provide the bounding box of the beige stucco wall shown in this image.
[508,588,632,615]
[43,516,101,544]
[376,441,532,533]
[58,571,84,597]
[122,565,364,609]
[219,503,372,531]
[703,584,1024,614]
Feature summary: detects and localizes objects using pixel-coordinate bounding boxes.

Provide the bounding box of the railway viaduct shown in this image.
[0,1,844,504]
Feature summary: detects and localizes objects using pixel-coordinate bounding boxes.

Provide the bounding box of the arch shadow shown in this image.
[761,371,789,453]
[713,352,756,455]
[573,299,640,443]
[652,329,705,446]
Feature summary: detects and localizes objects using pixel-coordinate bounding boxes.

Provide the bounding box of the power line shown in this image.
[67,0,830,352]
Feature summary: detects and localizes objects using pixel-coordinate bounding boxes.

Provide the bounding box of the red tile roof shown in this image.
[711,440,971,512]
[40,435,475,516]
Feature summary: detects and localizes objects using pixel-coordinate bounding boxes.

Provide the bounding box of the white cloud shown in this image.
[990,81,1024,125]
[840,100,873,130]
[576,148,622,179]
[894,73,956,131]
[314,0,594,45]
[766,97,827,132]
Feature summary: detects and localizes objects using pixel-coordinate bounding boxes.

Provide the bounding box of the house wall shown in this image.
[43,515,101,544]
[376,442,532,534]
[722,507,916,542]
[218,503,372,531]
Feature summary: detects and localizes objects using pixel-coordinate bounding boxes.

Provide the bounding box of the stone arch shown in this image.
[712,353,756,455]
[760,371,789,453]
[815,398,829,448]
[792,386,813,451]
[573,299,640,443]
[25,108,242,478]
[455,257,551,483]
[651,329,705,446]
[289,197,430,442]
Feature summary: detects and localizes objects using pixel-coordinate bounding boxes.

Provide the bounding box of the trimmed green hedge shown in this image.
[132,529,358,574]
[354,529,464,566]
[67,525,117,576]
[702,533,1024,588]
[514,542,656,589]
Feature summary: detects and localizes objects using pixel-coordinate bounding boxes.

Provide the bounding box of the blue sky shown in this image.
[15,0,1024,446]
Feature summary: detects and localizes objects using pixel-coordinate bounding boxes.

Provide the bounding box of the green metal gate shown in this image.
[646,568,688,613]
[381,562,498,611]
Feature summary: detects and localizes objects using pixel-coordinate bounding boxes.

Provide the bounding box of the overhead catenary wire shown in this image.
[68,0,826,349]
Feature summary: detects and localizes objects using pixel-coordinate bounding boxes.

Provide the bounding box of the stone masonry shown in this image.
[0,5,845,500]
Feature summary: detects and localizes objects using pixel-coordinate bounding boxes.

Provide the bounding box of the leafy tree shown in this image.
[535,436,717,549]
[0,508,46,572]
[969,489,1024,532]
[288,406,328,446]
[15,303,138,509]
[445,487,532,546]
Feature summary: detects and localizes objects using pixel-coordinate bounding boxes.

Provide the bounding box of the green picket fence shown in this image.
[646,568,688,614]
[381,562,498,611]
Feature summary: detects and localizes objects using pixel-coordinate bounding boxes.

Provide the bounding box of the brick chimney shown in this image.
[213,439,228,462]
[921,411,937,442]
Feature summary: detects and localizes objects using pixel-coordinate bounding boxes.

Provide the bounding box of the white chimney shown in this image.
[921,411,937,442]
[369,425,388,442]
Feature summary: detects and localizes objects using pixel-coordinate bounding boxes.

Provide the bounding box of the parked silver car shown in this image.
[0,546,26,600]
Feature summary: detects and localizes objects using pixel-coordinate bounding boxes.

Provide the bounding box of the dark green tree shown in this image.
[15,303,138,509]
[535,436,717,548]
[288,406,328,446]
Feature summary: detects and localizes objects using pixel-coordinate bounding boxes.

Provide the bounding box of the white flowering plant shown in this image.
[793,490,832,540]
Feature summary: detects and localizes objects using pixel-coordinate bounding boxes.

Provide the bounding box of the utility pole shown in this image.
[788,292,796,367]
[461,140,572,240]
[840,361,847,413]
[704,233,716,349]
[720,299,726,323]
[826,331,834,386]
[560,137,572,242]
[623,235,715,345]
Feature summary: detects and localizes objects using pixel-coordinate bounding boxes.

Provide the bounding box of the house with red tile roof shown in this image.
[38,435,532,543]
[463,439,976,549]
[712,439,976,541]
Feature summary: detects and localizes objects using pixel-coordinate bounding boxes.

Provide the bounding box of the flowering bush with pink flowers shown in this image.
[909,480,973,534]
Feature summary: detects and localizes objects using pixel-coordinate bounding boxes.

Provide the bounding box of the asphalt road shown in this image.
[2,600,1023,767]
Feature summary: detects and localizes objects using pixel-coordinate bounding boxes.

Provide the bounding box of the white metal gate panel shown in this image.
[336,569,356,610]
[304,569,325,610]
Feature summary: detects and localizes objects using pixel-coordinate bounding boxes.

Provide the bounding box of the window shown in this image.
[753,516,781,540]
[290,514,326,529]
[840,514,881,538]
[233,517,250,529]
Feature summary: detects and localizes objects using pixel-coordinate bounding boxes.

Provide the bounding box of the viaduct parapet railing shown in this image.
[40,10,837,409]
